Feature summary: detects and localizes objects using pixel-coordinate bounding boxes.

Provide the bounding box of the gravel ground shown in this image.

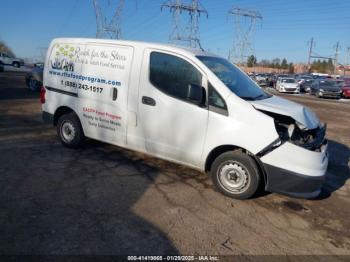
[0,72,349,257]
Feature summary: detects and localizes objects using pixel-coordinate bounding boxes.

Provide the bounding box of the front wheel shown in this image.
[12,62,20,68]
[57,113,85,148]
[210,151,261,199]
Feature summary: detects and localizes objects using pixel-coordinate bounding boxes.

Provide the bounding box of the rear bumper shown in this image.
[261,141,328,198]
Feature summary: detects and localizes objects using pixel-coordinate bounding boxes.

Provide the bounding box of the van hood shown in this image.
[250,95,320,130]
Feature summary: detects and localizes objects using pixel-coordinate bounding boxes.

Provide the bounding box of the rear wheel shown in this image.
[57,113,85,148]
[210,151,261,199]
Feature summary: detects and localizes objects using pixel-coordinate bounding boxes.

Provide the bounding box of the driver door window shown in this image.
[149,52,203,103]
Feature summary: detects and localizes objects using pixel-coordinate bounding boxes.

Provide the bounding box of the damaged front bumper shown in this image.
[260,140,328,198]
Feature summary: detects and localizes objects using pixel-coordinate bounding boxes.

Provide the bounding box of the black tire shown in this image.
[12,62,20,68]
[210,150,261,200]
[57,112,85,148]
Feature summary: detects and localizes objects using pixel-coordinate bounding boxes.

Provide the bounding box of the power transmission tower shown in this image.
[306,38,338,74]
[93,0,125,39]
[228,7,262,65]
[161,0,208,49]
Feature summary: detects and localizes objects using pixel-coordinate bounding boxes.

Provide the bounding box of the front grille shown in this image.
[285,88,297,91]
[322,91,341,97]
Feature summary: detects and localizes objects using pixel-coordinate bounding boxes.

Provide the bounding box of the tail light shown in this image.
[40,86,46,104]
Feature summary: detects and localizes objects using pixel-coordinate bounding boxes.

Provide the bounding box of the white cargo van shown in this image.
[41,38,328,199]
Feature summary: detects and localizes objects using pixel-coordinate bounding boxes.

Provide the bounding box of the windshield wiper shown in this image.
[239,96,256,101]
[254,94,267,100]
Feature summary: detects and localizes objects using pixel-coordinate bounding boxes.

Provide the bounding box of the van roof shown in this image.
[51,37,217,58]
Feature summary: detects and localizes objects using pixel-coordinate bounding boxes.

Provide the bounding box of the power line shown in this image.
[161,0,208,49]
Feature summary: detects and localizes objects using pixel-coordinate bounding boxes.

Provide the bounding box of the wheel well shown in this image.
[53,106,75,126]
[205,145,267,187]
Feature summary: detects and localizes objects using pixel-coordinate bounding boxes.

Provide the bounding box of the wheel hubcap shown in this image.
[61,121,75,143]
[218,161,250,193]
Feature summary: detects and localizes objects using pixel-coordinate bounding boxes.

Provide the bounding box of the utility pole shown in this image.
[344,47,350,76]
[307,37,314,73]
[93,0,125,39]
[228,7,262,65]
[161,0,208,49]
[334,41,340,75]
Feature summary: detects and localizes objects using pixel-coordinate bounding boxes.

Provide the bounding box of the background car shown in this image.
[276,77,299,93]
[295,75,313,92]
[341,78,350,98]
[272,74,289,88]
[310,80,342,99]
[255,73,269,86]
[0,52,24,68]
[300,78,314,93]
[342,86,350,98]
[25,63,43,91]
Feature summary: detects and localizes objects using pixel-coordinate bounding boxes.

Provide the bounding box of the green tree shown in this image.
[288,63,294,73]
[0,41,15,58]
[281,58,288,69]
[247,55,257,67]
[272,58,281,69]
[327,58,334,73]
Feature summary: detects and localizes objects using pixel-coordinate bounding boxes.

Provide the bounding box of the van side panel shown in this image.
[44,41,134,146]
[43,42,86,126]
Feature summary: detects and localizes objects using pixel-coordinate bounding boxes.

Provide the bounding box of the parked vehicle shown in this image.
[25,63,44,91]
[42,38,328,199]
[296,75,313,89]
[302,79,315,93]
[272,74,289,88]
[255,73,269,86]
[310,80,342,99]
[339,78,350,98]
[276,78,300,93]
[342,86,350,98]
[0,52,24,67]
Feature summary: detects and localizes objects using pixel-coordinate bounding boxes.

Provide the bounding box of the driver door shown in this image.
[138,50,209,167]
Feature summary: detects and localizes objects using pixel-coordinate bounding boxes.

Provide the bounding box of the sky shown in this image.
[1,0,350,64]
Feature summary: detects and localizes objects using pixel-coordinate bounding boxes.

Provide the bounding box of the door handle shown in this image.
[142,96,156,106]
[112,88,118,101]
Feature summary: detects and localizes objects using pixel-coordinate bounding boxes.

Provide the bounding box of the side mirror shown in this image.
[186,83,205,105]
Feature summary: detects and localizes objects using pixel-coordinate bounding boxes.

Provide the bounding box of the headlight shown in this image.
[319,89,324,92]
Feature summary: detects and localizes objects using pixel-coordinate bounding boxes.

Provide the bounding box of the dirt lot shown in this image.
[0,71,349,256]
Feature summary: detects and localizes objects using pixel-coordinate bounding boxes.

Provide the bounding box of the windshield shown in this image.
[319,80,336,87]
[282,79,295,83]
[197,56,271,101]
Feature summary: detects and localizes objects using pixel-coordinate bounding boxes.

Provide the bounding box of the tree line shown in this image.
[246,55,294,73]
[310,59,334,73]
[0,41,15,57]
